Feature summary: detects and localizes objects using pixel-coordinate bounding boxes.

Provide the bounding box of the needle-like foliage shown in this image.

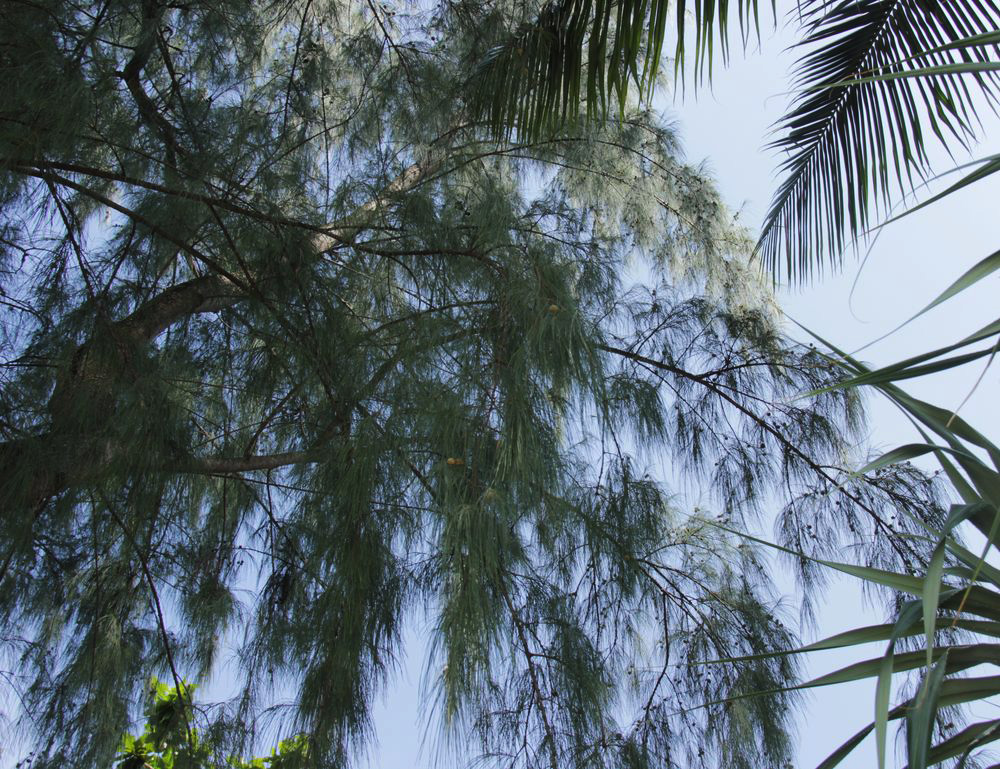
[468,0,671,141]
[0,2,945,769]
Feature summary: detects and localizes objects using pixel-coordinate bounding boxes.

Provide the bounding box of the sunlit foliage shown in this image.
[0,2,945,769]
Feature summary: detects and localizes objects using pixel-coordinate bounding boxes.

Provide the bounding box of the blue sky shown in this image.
[362,18,1000,769]
[672,21,1000,769]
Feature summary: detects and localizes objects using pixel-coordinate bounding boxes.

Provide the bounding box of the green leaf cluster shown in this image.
[115,679,308,769]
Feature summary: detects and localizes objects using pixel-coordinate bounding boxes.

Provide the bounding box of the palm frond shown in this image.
[783,318,1000,768]
[758,0,1000,283]
[467,0,759,142]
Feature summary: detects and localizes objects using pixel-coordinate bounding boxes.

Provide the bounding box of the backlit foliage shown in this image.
[0,2,944,768]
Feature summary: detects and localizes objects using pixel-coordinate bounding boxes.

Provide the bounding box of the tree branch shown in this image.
[12,145,448,339]
[0,136,455,513]
[312,153,444,251]
[177,450,318,475]
[114,274,241,344]
[119,0,184,163]
[0,437,322,512]
[598,342,914,562]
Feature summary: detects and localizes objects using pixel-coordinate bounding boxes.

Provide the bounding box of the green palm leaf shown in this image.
[469,0,665,141]
[791,331,1000,768]
[758,0,1000,282]
[925,718,1000,765]
[467,0,759,142]
[468,1,1000,283]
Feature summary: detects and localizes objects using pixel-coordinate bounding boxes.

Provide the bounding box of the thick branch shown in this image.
[1,140,452,511]
[9,160,348,245]
[104,153,445,335]
[177,450,318,475]
[311,155,444,251]
[115,273,241,343]
[20,148,446,340]
[119,0,183,161]
[0,437,321,511]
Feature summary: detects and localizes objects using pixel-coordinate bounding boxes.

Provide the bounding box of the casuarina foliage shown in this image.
[0,2,947,768]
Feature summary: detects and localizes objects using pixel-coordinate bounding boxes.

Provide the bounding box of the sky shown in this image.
[668,21,1000,769]
[364,17,1000,769]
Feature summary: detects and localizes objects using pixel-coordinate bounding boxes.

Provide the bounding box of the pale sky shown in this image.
[365,19,1000,769]
[672,21,1000,769]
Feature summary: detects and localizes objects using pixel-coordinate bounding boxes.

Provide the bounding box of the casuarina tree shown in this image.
[0,2,946,768]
